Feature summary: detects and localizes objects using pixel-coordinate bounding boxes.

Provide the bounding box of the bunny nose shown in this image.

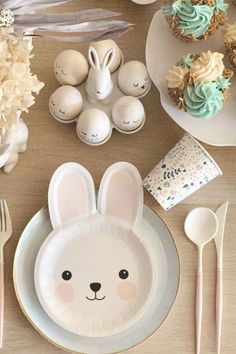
[141,85,145,89]
[90,282,101,293]
[97,90,101,94]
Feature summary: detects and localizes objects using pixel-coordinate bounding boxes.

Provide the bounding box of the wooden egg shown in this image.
[49,86,83,123]
[89,40,122,73]
[76,108,111,144]
[112,96,145,132]
[54,50,89,86]
[118,61,151,97]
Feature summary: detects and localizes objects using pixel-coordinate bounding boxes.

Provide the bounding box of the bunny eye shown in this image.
[62,270,72,281]
[119,269,129,279]
[51,101,55,106]
[133,83,139,87]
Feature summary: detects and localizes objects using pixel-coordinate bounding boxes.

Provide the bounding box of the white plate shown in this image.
[131,0,157,4]
[35,217,156,338]
[13,205,179,354]
[146,7,236,147]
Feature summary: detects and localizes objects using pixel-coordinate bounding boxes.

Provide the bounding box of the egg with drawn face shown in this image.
[112,96,145,132]
[76,109,111,144]
[54,50,89,86]
[118,61,151,97]
[49,86,83,123]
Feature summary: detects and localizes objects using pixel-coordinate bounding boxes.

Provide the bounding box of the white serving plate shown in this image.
[146,7,236,147]
[131,0,157,4]
[13,205,179,354]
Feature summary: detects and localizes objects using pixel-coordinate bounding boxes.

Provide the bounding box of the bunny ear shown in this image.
[88,47,100,69]
[48,163,96,229]
[102,47,116,69]
[97,162,143,230]
[0,144,11,168]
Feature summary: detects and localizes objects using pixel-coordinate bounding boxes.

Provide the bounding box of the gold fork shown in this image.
[0,200,12,348]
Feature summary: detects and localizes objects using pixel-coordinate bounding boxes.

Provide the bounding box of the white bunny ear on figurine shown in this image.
[102,47,116,69]
[0,144,11,169]
[97,162,143,230]
[88,47,100,69]
[48,162,96,229]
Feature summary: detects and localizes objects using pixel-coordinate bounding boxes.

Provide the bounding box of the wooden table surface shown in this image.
[1,1,236,353]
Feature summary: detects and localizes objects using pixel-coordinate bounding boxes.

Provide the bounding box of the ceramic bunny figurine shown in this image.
[35,162,155,337]
[86,46,115,104]
[0,120,28,173]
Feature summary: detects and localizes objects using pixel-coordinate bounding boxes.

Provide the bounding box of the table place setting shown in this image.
[0,0,235,354]
[184,203,228,354]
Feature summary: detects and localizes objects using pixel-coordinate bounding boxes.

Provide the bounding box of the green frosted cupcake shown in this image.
[166,51,234,119]
[162,0,228,42]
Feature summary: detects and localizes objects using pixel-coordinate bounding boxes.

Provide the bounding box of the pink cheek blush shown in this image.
[117,281,137,301]
[56,283,74,303]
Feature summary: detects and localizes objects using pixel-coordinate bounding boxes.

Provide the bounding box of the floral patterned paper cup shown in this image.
[143,134,222,210]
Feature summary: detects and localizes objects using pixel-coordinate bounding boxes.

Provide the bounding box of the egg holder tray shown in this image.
[49,45,151,146]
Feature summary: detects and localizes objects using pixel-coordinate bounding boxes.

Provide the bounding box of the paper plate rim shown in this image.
[13,205,180,354]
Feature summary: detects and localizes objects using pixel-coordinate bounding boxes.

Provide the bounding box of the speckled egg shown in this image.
[49,86,83,123]
[76,108,111,145]
[118,61,151,97]
[54,50,89,86]
[112,96,145,132]
[89,40,122,73]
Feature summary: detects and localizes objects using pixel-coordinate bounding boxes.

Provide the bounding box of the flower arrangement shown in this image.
[162,0,228,41]
[0,28,44,134]
[166,51,234,119]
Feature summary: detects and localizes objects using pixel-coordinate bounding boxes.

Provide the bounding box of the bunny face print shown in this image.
[118,61,151,97]
[86,47,115,101]
[35,162,155,337]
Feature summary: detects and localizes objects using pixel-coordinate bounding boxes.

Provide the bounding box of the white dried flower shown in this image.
[0,28,44,134]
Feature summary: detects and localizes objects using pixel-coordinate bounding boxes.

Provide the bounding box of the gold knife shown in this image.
[214,201,229,354]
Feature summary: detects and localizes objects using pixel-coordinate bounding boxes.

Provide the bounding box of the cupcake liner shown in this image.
[225,42,236,71]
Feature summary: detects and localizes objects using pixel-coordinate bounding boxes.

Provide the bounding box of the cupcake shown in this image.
[162,0,228,42]
[224,22,236,71]
[166,51,233,119]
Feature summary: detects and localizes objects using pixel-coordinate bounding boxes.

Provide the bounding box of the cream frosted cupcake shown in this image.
[166,51,233,119]
[224,22,236,71]
[162,0,228,42]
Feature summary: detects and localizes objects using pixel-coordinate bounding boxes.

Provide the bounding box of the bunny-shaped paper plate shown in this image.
[14,162,179,353]
[34,162,157,337]
[49,40,151,146]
